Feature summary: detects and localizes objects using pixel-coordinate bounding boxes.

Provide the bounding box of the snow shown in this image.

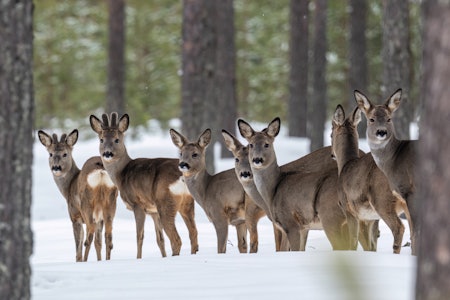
[31,125,416,300]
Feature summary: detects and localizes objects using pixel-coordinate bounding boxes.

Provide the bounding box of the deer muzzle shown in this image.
[178,162,190,172]
[102,151,114,161]
[252,157,264,166]
[239,171,252,180]
[51,165,62,175]
[375,129,388,139]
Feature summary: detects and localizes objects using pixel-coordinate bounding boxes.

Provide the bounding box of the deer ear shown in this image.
[354,90,372,114]
[198,129,212,148]
[118,114,129,133]
[90,115,103,134]
[221,129,240,153]
[238,119,254,140]
[266,117,281,138]
[66,129,79,147]
[386,89,402,113]
[333,105,345,126]
[169,129,186,149]
[38,130,52,147]
[351,107,362,126]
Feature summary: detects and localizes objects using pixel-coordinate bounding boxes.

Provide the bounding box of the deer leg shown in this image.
[358,220,377,251]
[284,225,302,251]
[72,220,84,262]
[299,229,309,251]
[158,208,182,256]
[94,221,103,260]
[148,212,167,258]
[377,208,405,254]
[83,222,96,261]
[134,206,147,259]
[236,222,248,253]
[213,219,229,253]
[178,198,199,254]
[346,214,360,250]
[104,215,114,260]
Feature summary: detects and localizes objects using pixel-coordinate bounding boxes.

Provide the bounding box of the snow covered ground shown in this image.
[31,123,416,300]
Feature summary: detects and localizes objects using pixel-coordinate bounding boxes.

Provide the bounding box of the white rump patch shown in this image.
[87,170,115,188]
[169,177,190,196]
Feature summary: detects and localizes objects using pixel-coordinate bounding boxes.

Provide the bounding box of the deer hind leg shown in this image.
[134,206,149,259]
[148,212,168,257]
[158,207,182,256]
[178,197,199,254]
[72,219,84,262]
[104,215,114,260]
[94,221,103,260]
[83,221,96,261]
[358,220,379,251]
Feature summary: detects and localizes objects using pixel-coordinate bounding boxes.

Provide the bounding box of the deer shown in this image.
[331,104,412,254]
[354,89,418,255]
[90,113,198,258]
[221,129,290,251]
[238,117,358,251]
[38,129,118,262]
[170,128,263,253]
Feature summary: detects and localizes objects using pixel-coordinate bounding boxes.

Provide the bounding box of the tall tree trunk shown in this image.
[0,1,34,299]
[382,0,411,139]
[309,0,327,151]
[216,0,237,158]
[106,0,126,115]
[288,0,309,137]
[416,1,450,299]
[181,0,217,173]
[348,0,367,137]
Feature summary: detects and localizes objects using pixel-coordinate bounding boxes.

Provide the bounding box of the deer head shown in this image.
[354,89,402,149]
[90,113,129,163]
[221,130,253,183]
[38,129,78,177]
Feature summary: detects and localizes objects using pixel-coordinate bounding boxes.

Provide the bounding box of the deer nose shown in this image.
[375,129,388,138]
[252,157,264,165]
[179,162,190,171]
[240,171,252,179]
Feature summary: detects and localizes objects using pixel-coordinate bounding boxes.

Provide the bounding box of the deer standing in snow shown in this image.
[38,129,118,262]
[90,113,198,258]
[331,105,411,253]
[354,89,418,254]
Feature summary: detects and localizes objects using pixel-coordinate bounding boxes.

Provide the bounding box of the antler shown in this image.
[101,112,119,129]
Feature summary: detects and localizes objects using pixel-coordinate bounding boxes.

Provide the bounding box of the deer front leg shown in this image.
[133,206,147,259]
[299,228,309,251]
[236,222,248,253]
[148,212,167,257]
[213,218,229,253]
[178,197,199,254]
[72,219,84,262]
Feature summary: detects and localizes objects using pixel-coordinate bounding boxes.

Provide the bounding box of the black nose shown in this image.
[103,151,114,158]
[240,171,252,179]
[179,162,190,170]
[253,157,264,165]
[376,129,387,138]
[51,165,62,172]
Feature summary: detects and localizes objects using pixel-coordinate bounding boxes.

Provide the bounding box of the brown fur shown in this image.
[331,105,411,254]
[90,113,198,258]
[170,128,257,253]
[355,89,418,255]
[38,129,118,262]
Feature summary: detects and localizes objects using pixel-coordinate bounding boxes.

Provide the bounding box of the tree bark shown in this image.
[348,0,367,137]
[309,0,327,151]
[106,0,126,115]
[0,1,34,299]
[288,0,309,138]
[416,1,450,299]
[382,0,411,140]
[181,0,217,173]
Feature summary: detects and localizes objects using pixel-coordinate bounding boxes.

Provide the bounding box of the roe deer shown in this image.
[38,129,118,262]
[354,89,418,255]
[90,113,198,258]
[170,128,258,253]
[221,129,289,251]
[238,118,354,251]
[331,105,411,254]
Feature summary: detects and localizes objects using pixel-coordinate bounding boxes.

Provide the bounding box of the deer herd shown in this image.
[39,89,418,262]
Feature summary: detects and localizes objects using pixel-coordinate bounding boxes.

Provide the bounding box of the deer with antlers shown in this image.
[38,129,118,262]
[354,89,418,254]
[331,105,411,254]
[90,113,198,258]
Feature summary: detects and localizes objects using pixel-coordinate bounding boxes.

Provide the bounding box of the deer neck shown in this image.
[368,135,400,172]
[53,159,80,201]
[183,168,211,209]
[335,133,360,175]
[252,158,281,207]
[102,151,132,189]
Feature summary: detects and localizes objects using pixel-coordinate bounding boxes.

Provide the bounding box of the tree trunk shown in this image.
[288,0,309,138]
[181,0,217,173]
[382,0,411,140]
[0,1,34,299]
[216,0,237,158]
[106,0,126,115]
[348,0,367,137]
[416,1,450,299]
[309,0,327,151]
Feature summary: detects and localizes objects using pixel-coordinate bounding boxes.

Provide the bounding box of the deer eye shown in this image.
[115,139,119,144]
[249,144,254,148]
[63,153,67,158]
[387,118,391,122]
[49,153,53,158]
[100,139,104,143]
[235,158,239,163]
[369,118,375,123]
[192,153,198,158]
[264,143,269,148]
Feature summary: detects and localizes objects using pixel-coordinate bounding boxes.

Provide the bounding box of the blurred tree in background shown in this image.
[33,0,422,142]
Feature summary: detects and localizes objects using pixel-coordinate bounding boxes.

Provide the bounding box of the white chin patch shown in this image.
[52,170,62,176]
[103,156,114,162]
